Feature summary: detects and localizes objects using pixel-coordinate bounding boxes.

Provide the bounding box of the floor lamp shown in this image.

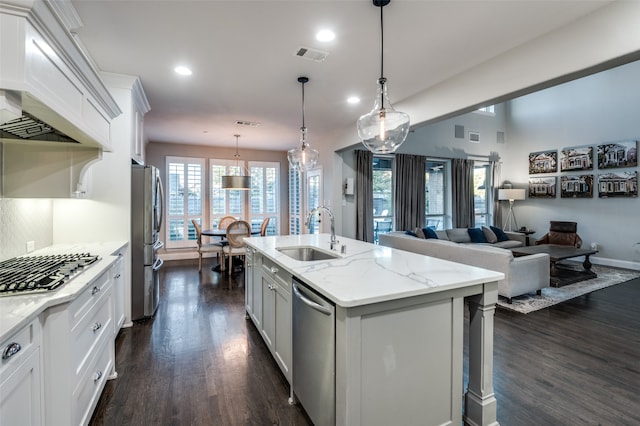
[498,189,526,231]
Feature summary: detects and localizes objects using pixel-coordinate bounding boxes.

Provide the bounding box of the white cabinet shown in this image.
[101,72,150,165]
[42,270,114,426]
[260,257,292,383]
[112,250,126,335]
[245,248,263,328]
[0,318,43,426]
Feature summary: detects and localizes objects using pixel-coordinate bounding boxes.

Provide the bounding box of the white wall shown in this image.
[502,60,640,268]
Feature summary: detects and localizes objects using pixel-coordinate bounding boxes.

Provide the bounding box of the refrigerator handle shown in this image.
[152,257,164,271]
[155,174,164,232]
[153,240,164,250]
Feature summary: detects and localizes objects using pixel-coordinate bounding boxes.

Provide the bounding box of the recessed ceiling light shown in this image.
[316,29,335,42]
[347,96,360,104]
[174,66,192,76]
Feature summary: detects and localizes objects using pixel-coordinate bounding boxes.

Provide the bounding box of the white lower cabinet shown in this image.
[112,250,126,335]
[0,319,43,426]
[42,269,115,426]
[259,257,292,383]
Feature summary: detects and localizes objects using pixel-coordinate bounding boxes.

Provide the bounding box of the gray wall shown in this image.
[502,60,640,268]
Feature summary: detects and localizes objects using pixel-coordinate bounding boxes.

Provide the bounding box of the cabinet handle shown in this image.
[92,322,102,332]
[93,370,103,382]
[92,286,101,295]
[2,342,21,360]
[270,266,279,274]
[114,273,121,279]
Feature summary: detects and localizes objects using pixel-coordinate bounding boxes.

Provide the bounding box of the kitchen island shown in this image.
[244,234,503,426]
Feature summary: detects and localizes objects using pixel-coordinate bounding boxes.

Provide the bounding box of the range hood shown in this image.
[1,0,121,198]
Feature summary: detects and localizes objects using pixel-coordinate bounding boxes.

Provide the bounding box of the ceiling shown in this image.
[70,0,612,152]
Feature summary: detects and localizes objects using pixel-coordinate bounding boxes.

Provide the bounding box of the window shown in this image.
[210,159,246,226]
[373,156,393,243]
[475,105,495,115]
[166,156,204,248]
[473,164,492,227]
[249,161,280,235]
[289,166,302,235]
[425,160,447,230]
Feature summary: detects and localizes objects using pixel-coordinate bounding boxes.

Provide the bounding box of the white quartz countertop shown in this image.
[244,234,504,308]
[0,241,127,343]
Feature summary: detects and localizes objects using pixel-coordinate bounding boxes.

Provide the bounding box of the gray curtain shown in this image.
[452,158,475,228]
[355,150,374,242]
[491,162,502,227]
[394,153,426,231]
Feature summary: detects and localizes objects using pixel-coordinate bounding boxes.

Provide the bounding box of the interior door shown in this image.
[305,168,322,234]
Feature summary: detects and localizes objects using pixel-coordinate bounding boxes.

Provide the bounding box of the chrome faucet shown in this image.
[306,206,339,250]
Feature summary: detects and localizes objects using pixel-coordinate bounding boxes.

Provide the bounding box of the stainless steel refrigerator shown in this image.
[131,164,164,320]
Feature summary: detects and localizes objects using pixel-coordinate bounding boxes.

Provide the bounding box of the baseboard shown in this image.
[590,256,640,271]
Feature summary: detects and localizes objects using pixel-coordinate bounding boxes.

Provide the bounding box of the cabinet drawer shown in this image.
[0,318,41,377]
[73,338,113,426]
[68,270,112,326]
[261,258,292,293]
[71,296,113,379]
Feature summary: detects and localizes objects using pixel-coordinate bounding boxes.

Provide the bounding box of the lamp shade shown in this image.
[221,175,251,190]
[498,188,526,201]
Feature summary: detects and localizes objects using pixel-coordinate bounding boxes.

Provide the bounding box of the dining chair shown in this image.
[223,220,251,274]
[217,215,236,230]
[260,217,271,236]
[191,219,223,272]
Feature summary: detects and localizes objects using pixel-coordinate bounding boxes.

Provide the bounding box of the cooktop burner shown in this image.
[0,253,100,296]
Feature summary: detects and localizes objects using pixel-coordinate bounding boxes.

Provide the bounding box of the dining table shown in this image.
[201,228,261,272]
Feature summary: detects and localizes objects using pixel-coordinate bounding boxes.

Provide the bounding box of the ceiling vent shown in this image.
[235,120,261,127]
[295,46,329,62]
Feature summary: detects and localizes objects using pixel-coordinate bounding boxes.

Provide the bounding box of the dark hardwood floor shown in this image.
[90,260,640,426]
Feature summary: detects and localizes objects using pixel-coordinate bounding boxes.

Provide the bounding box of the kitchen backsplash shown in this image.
[0,199,54,261]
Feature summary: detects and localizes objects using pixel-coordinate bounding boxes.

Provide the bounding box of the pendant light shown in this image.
[357,0,410,154]
[288,76,319,173]
[221,134,251,190]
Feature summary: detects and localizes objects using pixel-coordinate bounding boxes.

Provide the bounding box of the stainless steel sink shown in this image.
[276,246,340,261]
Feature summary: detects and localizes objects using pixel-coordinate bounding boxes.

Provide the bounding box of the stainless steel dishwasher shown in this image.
[292,278,336,426]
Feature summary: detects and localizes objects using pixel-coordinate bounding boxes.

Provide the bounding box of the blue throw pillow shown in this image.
[467,228,487,243]
[423,228,439,239]
[490,226,509,242]
[405,230,418,237]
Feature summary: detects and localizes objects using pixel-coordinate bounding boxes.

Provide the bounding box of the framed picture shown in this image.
[529,177,556,198]
[529,150,557,174]
[598,171,638,198]
[560,146,593,172]
[561,174,593,198]
[597,140,638,169]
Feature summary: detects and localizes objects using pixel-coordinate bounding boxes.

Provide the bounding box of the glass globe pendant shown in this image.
[288,76,319,173]
[357,0,410,154]
[357,77,410,153]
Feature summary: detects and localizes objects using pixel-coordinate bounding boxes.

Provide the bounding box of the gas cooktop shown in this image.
[0,253,100,296]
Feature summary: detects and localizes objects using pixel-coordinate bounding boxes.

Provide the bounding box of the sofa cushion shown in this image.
[435,230,449,240]
[490,226,509,242]
[414,228,425,239]
[446,228,472,243]
[467,228,487,243]
[482,226,498,243]
[423,228,439,239]
[494,240,523,249]
[405,230,418,237]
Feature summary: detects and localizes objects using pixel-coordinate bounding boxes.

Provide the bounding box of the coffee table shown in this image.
[511,244,598,287]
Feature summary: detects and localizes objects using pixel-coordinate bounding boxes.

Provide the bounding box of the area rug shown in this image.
[496,264,640,314]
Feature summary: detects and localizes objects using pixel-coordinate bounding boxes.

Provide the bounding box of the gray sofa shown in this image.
[379,231,550,303]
